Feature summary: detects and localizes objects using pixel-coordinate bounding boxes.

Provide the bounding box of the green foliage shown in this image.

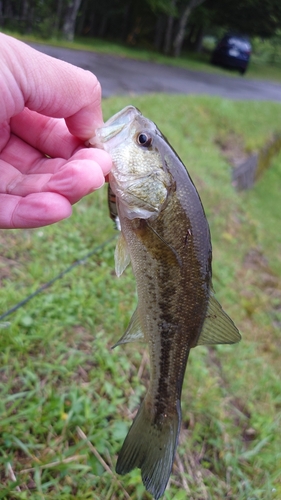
[251,33,281,66]
[146,0,177,16]
[2,0,281,55]
[1,96,281,498]
[207,0,281,39]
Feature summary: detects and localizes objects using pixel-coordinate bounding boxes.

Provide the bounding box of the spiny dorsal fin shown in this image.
[115,233,131,277]
[196,292,241,346]
[112,308,145,348]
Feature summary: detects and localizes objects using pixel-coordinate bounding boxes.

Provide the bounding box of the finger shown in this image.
[1,134,46,173]
[2,33,103,140]
[0,150,111,203]
[0,159,52,196]
[10,110,82,159]
[45,157,107,204]
[1,135,112,177]
[0,193,72,229]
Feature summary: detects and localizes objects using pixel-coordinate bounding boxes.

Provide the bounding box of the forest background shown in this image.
[1,0,281,67]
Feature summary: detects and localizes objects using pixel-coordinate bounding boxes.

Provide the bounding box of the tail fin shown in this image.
[116,400,181,500]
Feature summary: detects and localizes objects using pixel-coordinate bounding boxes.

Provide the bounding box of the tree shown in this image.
[206,0,281,39]
[62,0,82,41]
[172,0,205,57]
[2,0,281,52]
[163,0,177,54]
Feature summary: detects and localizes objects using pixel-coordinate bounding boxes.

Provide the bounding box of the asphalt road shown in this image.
[29,42,281,102]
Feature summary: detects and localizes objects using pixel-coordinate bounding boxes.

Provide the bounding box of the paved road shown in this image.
[29,42,281,102]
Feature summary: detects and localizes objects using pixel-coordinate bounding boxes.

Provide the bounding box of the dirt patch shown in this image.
[0,254,22,284]
[242,248,281,330]
[0,230,33,285]
[215,132,248,167]
[232,134,281,190]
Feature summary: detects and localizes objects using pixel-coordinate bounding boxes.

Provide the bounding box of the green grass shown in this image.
[4,30,281,84]
[1,95,281,499]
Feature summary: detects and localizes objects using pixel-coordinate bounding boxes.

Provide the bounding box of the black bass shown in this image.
[91,106,241,499]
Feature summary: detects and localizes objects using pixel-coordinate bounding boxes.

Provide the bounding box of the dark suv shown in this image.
[211,34,251,75]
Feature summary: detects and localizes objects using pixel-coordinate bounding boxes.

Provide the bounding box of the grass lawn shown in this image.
[1,95,281,499]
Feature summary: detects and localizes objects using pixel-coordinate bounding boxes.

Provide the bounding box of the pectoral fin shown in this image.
[195,292,241,346]
[115,233,131,277]
[146,222,182,267]
[112,308,145,348]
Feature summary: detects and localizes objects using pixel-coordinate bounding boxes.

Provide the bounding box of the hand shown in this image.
[0,33,112,229]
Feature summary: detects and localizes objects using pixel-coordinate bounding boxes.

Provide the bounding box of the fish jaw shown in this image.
[89,106,141,150]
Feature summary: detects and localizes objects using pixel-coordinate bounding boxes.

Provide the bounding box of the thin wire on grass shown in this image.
[19,455,88,474]
[137,350,149,380]
[0,235,117,323]
[175,452,191,495]
[6,462,21,492]
[184,451,209,500]
[76,426,131,500]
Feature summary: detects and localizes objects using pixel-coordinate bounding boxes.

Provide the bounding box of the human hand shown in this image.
[0,33,112,229]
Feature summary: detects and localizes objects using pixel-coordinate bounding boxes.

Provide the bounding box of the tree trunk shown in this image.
[26,5,34,33]
[154,15,165,52]
[21,0,29,22]
[186,23,203,51]
[163,0,177,55]
[62,0,82,41]
[0,1,3,26]
[121,1,132,41]
[164,13,174,54]
[85,8,96,36]
[75,0,86,35]
[173,0,205,57]
[54,0,64,35]
[98,15,108,37]
[194,25,204,52]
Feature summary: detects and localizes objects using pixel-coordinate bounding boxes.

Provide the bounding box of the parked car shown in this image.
[211,34,251,75]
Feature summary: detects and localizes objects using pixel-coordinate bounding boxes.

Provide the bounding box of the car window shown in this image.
[228,37,251,51]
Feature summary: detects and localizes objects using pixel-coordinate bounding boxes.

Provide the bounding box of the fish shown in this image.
[107,183,121,231]
[90,105,241,499]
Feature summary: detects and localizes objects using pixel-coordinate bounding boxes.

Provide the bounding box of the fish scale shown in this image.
[90,105,241,499]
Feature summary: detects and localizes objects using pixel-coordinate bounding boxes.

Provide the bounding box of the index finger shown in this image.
[1,33,103,140]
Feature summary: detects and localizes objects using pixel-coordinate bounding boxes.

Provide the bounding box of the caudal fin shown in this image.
[116,400,181,500]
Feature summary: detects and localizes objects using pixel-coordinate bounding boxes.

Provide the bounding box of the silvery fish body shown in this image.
[91,106,240,499]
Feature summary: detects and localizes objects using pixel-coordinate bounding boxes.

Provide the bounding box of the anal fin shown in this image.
[195,291,241,346]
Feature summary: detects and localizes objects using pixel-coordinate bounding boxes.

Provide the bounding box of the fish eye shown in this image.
[137,133,152,147]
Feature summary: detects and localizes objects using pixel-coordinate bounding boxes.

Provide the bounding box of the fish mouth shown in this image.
[89,106,140,148]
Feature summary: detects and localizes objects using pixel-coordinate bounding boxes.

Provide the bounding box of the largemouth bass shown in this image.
[91,106,241,499]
